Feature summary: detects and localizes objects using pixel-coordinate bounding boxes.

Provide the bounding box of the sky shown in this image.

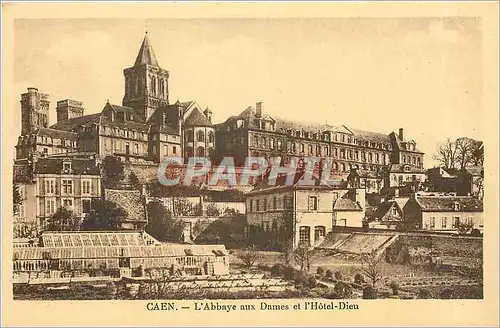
[13,17,484,168]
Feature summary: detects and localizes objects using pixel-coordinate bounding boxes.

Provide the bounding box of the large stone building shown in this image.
[14,33,215,165]
[13,155,102,237]
[215,102,424,173]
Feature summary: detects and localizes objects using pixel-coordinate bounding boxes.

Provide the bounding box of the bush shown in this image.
[308,276,317,289]
[323,288,340,299]
[283,266,297,281]
[389,281,400,296]
[334,281,353,299]
[325,269,333,278]
[334,271,343,280]
[440,288,453,299]
[418,288,432,299]
[354,273,365,285]
[316,267,325,276]
[270,264,285,276]
[362,286,377,299]
[294,272,310,288]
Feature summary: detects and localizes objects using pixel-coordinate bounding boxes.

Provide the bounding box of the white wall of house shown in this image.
[421,211,483,231]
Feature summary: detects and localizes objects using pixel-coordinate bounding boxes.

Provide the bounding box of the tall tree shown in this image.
[433,138,458,169]
[360,249,384,287]
[81,200,127,230]
[145,200,184,242]
[455,137,476,170]
[470,141,484,167]
[46,207,80,231]
[101,156,125,188]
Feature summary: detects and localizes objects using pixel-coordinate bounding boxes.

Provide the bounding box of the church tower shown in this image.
[122,32,169,121]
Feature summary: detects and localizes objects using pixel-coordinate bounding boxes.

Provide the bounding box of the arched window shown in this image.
[150,76,156,96]
[341,163,346,172]
[196,146,205,157]
[208,131,214,143]
[300,144,305,153]
[197,131,205,142]
[186,130,194,142]
[292,143,297,153]
[402,155,406,163]
[334,162,339,172]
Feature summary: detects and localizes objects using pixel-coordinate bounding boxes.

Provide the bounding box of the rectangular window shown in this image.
[46,199,56,215]
[256,200,260,212]
[299,226,310,244]
[134,143,139,154]
[164,145,168,157]
[429,217,435,229]
[81,180,91,194]
[263,199,268,211]
[309,196,318,211]
[173,146,177,155]
[62,180,73,195]
[45,179,55,194]
[453,217,460,228]
[442,217,447,228]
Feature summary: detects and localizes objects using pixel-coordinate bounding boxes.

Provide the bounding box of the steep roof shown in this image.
[350,129,391,144]
[183,107,213,127]
[134,32,159,67]
[415,196,483,212]
[333,198,362,211]
[34,157,100,175]
[50,113,101,132]
[34,127,79,140]
[374,200,403,219]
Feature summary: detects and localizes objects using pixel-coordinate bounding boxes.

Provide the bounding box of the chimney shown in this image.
[161,113,166,126]
[399,128,404,141]
[256,102,263,118]
[203,107,212,122]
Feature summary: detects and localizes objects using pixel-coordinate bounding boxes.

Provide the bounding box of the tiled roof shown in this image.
[350,129,391,144]
[50,113,101,131]
[104,189,147,222]
[134,33,159,67]
[333,198,362,211]
[416,196,483,212]
[34,127,78,140]
[183,107,213,127]
[34,157,100,175]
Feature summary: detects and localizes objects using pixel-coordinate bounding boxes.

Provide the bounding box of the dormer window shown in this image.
[63,162,71,172]
[404,165,411,172]
[454,202,460,211]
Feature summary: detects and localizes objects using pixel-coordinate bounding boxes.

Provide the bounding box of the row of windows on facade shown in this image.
[243,122,394,150]
[184,130,215,143]
[104,139,146,155]
[99,126,148,141]
[401,154,422,166]
[42,198,92,217]
[33,136,76,148]
[252,136,391,163]
[425,216,483,229]
[299,226,327,244]
[392,174,423,185]
[249,195,327,213]
[125,75,167,99]
[42,179,93,196]
[152,144,178,156]
[185,146,215,158]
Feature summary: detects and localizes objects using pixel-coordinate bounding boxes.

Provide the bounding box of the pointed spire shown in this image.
[134,32,159,67]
